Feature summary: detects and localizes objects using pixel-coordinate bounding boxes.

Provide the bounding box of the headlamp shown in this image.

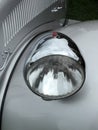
[24,32,85,100]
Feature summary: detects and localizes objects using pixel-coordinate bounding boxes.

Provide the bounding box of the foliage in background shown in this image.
[67,0,98,21]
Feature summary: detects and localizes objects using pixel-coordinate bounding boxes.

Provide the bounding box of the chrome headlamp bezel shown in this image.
[24,32,86,100]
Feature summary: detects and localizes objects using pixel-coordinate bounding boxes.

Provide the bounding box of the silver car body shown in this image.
[0,0,98,130]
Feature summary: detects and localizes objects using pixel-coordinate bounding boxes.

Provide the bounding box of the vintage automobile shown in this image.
[0,0,98,130]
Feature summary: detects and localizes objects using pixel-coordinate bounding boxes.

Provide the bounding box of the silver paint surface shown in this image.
[1,21,98,130]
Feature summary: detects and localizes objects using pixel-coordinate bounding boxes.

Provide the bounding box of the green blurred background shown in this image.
[67,0,98,21]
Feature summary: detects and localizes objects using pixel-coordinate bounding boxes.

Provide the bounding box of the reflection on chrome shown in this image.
[32,37,79,62]
[24,32,85,100]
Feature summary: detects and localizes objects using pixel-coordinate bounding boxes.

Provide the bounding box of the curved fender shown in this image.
[1,21,98,130]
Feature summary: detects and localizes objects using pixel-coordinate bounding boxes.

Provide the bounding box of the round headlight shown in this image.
[24,32,85,100]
